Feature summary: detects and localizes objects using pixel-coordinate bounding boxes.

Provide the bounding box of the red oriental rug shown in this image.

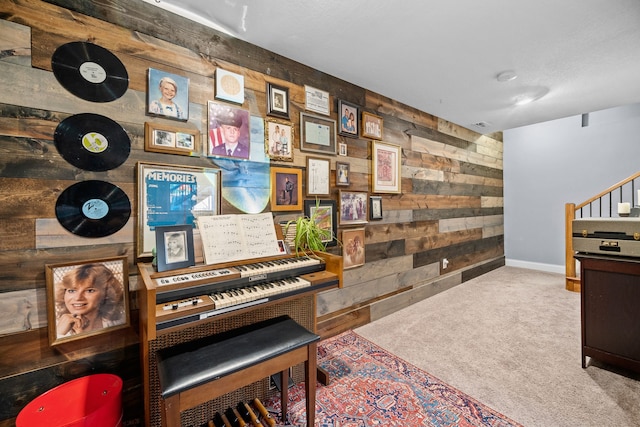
[266,330,523,427]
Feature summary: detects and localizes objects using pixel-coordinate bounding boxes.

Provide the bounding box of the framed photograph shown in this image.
[306,156,331,196]
[155,225,195,272]
[144,122,199,156]
[270,166,303,211]
[362,111,383,140]
[370,196,383,220]
[304,85,330,115]
[45,256,130,346]
[304,199,338,247]
[207,101,251,159]
[338,99,359,137]
[147,68,189,121]
[266,82,290,119]
[336,161,350,187]
[300,112,337,155]
[137,162,221,258]
[339,190,369,226]
[338,142,348,156]
[215,68,245,104]
[265,118,294,161]
[372,141,402,194]
[342,228,365,269]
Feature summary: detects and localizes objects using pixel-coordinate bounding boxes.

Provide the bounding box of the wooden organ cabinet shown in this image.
[138,250,342,427]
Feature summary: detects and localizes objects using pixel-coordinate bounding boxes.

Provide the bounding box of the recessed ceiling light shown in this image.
[496,71,517,82]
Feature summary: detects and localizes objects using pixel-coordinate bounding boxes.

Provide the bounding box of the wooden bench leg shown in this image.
[162,394,181,427]
[306,342,317,427]
[281,367,289,424]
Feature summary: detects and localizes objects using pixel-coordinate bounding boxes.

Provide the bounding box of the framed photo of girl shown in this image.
[147,68,189,121]
[155,225,195,272]
[45,256,130,346]
[265,118,294,161]
[338,99,359,137]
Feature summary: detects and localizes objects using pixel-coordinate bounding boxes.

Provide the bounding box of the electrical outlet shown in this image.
[442,258,449,269]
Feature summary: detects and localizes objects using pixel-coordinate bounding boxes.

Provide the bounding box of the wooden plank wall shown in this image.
[0,0,504,425]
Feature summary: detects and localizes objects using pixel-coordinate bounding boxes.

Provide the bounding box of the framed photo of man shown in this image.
[147,68,189,121]
[207,102,251,159]
[155,225,195,272]
[270,167,303,211]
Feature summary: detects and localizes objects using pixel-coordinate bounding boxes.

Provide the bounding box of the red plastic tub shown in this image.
[16,373,123,427]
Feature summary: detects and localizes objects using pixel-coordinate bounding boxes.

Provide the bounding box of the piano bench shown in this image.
[156,315,320,427]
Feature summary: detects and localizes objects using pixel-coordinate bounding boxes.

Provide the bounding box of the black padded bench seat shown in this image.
[156,315,320,426]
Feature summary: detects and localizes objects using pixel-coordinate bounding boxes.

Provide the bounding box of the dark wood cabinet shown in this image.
[576,253,640,373]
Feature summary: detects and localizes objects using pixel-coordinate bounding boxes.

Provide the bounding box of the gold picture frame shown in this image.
[265,118,294,161]
[362,111,383,140]
[342,228,365,269]
[372,141,402,194]
[270,166,303,211]
[144,122,199,156]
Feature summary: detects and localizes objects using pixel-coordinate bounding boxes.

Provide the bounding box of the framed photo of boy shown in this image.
[155,225,195,272]
[147,68,189,121]
[265,118,294,161]
[372,141,402,193]
[339,190,369,226]
[144,122,199,156]
[270,167,303,211]
[267,83,290,119]
[45,256,130,346]
[207,102,251,159]
[362,111,383,140]
[304,199,338,247]
[342,228,365,269]
[338,99,359,137]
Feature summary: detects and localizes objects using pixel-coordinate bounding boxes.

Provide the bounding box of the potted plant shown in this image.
[285,200,338,255]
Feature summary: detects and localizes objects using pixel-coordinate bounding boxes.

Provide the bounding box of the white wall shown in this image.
[503,103,640,273]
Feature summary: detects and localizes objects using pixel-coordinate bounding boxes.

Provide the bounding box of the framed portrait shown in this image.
[372,141,402,194]
[304,199,338,247]
[338,142,348,156]
[339,190,369,226]
[306,156,330,197]
[342,228,365,269]
[147,68,189,121]
[370,196,383,220]
[300,112,337,155]
[267,82,290,119]
[362,111,384,140]
[335,161,350,187]
[207,101,251,159]
[215,68,245,104]
[155,225,195,272]
[45,255,130,346]
[144,122,199,156]
[338,99,359,137]
[270,166,303,211]
[137,162,221,258]
[304,85,330,115]
[265,118,294,161]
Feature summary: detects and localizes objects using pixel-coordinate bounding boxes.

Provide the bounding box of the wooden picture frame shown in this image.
[266,82,290,119]
[147,68,189,121]
[304,199,338,247]
[45,256,130,346]
[362,111,383,140]
[155,225,195,272]
[207,102,251,159]
[339,190,369,226]
[215,68,245,104]
[265,118,294,161]
[270,166,303,211]
[137,162,221,258]
[338,99,359,137]
[370,195,383,220]
[338,142,348,156]
[306,156,331,196]
[304,85,330,115]
[342,228,365,269]
[372,141,402,194]
[300,112,337,155]
[335,161,350,187]
[144,122,199,156]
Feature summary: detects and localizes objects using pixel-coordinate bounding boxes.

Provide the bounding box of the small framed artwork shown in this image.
[306,156,331,196]
[144,122,199,156]
[155,225,195,272]
[362,111,383,140]
[207,101,251,159]
[215,68,244,104]
[304,199,338,247]
[270,166,303,211]
[147,68,189,121]
[304,85,330,115]
[336,161,350,187]
[338,99,359,137]
[342,228,365,269]
[265,118,294,161]
[266,82,290,119]
[300,112,337,155]
[338,142,348,156]
[45,256,130,346]
[372,141,402,194]
[339,190,369,226]
[370,196,383,220]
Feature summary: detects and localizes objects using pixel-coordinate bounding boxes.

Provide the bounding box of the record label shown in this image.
[56,180,131,238]
[79,61,107,84]
[82,132,108,154]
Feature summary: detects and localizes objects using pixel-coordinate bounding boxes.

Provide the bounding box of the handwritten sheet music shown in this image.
[197,213,281,264]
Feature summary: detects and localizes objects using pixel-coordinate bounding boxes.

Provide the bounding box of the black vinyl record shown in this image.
[55,180,131,238]
[54,113,130,171]
[51,41,129,102]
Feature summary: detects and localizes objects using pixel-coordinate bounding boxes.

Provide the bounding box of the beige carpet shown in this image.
[355,266,640,427]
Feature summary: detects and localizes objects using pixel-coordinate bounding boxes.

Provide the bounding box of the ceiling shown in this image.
[143,0,640,134]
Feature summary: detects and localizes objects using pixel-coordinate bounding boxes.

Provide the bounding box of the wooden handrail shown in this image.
[575,171,640,210]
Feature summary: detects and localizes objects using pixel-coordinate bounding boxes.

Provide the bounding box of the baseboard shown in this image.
[505,258,564,274]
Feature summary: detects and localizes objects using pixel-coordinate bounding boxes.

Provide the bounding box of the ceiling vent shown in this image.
[473,121,490,128]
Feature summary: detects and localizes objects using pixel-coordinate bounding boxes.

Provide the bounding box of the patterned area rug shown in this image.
[266,330,523,426]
